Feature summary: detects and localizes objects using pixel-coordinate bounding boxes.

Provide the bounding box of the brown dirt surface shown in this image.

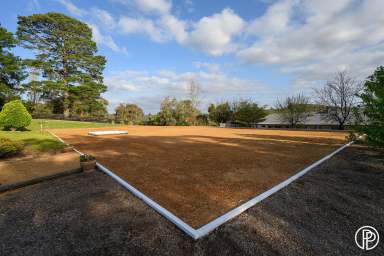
[51,126,347,228]
[0,152,80,186]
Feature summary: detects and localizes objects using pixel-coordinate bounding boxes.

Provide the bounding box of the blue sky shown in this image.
[1,0,383,113]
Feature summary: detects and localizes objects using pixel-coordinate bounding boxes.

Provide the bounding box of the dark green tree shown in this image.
[0,24,26,107]
[357,66,384,146]
[232,100,267,126]
[17,12,107,117]
[69,84,108,118]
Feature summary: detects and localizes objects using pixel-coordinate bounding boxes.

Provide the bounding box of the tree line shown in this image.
[0,13,107,118]
[115,67,383,146]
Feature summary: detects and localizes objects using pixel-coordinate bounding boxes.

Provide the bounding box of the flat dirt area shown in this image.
[0,152,80,187]
[51,126,347,228]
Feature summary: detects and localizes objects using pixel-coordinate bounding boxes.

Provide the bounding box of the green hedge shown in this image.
[0,137,23,158]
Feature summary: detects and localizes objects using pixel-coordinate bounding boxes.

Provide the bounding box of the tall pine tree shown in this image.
[17,13,107,117]
[0,24,26,107]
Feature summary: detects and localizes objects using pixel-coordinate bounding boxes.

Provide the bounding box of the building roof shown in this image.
[257,113,354,126]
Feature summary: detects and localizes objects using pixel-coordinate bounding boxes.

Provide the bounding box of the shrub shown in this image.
[355,66,384,146]
[0,100,32,130]
[80,154,96,162]
[0,137,23,158]
[346,131,358,142]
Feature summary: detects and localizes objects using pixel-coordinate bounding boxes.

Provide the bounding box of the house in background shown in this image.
[254,113,354,130]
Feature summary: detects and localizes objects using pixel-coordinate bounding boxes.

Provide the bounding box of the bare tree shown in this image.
[276,93,311,128]
[187,79,202,110]
[314,71,361,130]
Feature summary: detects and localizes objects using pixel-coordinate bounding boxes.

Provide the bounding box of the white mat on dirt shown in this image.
[88,130,128,136]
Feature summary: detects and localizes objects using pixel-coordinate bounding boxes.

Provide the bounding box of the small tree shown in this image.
[0,100,32,130]
[232,100,267,126]
[208,102,232,124]
[115,103,144,123]
[314,71,361,129]
[158,97,177,125]
[187,79,202,110]
[275,93,311,128]
[356,66,384,146]
[175,99,199,124]
[156,97,200,125]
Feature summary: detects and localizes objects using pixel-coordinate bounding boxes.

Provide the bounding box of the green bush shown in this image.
[80,154,96,162]
[0,137,23,158]
[0,100,32,130]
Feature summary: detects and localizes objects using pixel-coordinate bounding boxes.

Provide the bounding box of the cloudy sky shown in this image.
[2,0,384,113]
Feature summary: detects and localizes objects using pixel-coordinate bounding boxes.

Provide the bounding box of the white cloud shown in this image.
[238,0,384,90]
[59,1,244,57]
[110,0,171,14]
[91,8,116,29]
[160,15,188,43]
[246,0,295,36]
[58,0,84,16]
[105,75,138,92]
[187,8,245,56]
[90,24,128,54]
[134,0,171,14]
[117,16,167,42]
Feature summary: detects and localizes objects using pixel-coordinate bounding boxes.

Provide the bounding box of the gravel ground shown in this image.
[0,145,383,255]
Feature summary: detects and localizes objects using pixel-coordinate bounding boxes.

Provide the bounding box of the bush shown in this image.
[0,100,32,130]
[0,137,23,158]
[80,154,96,162]
[346,131,358,142]
[356,66,384,146]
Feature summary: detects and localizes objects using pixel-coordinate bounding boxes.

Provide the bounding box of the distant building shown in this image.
[254,113,353,130]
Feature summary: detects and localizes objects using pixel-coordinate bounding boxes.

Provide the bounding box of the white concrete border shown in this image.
[195,140,354,238]
[49,130,353,240]
[95,162,199,239]
[48,131,200,239]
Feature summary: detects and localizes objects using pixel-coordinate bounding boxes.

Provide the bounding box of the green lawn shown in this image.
[0,119,119,154]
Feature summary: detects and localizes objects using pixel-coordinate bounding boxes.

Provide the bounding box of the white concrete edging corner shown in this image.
[48,131,200,239]
[49,130,354,240]
[95,162,200,239]
[195,140,354,238]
